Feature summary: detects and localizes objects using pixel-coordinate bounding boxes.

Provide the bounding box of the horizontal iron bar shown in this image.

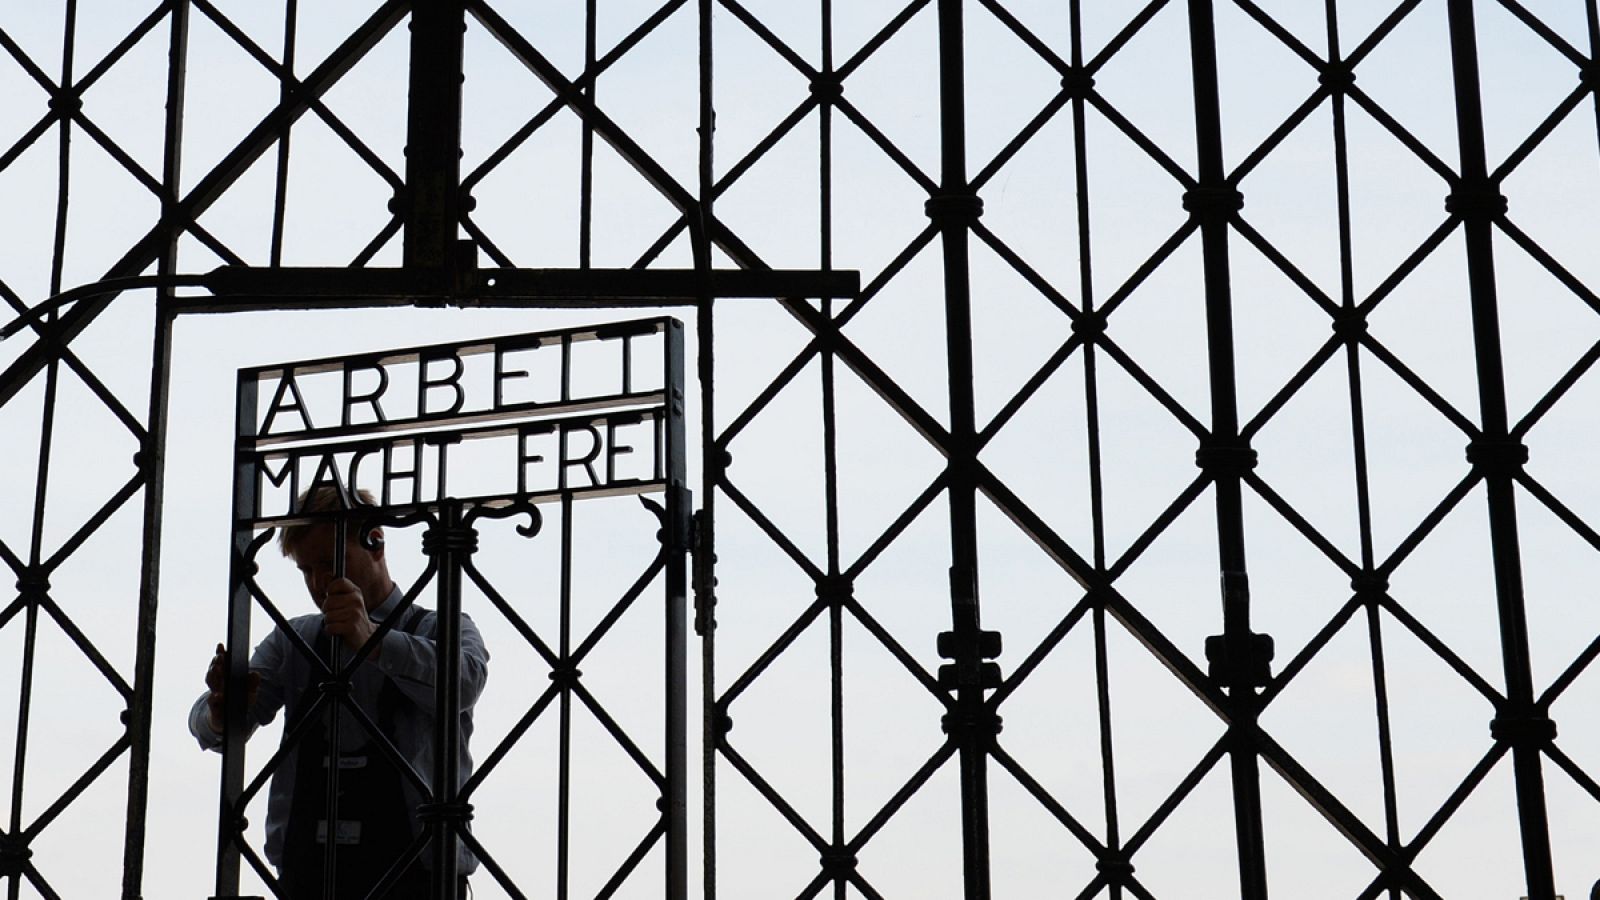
[179,266,860,311]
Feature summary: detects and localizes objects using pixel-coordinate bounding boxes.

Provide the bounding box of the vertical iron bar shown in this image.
[269,0,299,267]
[7,606,37,900]
[579,0,596,269]
[1324,3,1403,895]
[663,322,689,900]
[933,0,991,897]
[557,495,573,900]
[213,371,261,897]
[403,0,466,270]
[1443,1,1555,895]
[1184,0,1267,895]
[124,5,189,891]
[124,301,175,900]
[696,0,719,894]
[819,2,846,896]
[49,0,77,300]
[321,518,348,900]
[431,502,467,899]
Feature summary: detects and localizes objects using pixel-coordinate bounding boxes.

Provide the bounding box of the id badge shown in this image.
[321,754,369,770]
[314,819,363,845]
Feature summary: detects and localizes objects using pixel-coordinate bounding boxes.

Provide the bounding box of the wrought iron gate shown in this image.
[213,320,689,899]
[2,0,1599,898]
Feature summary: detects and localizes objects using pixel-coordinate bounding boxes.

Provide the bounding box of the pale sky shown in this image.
[2,1,1600,898]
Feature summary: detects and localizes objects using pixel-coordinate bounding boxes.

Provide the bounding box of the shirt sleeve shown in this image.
[374,610,490,714]
[188,627,293,753]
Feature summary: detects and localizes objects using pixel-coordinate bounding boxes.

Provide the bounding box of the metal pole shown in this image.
[429,502,468,898]
[212,371,261,898]
[1443,1,1555,896]
[931,1,994,898]
[122,3,189,895]
[403,0,467,271]
[663,322,689,900]
[1184,0,1268,895]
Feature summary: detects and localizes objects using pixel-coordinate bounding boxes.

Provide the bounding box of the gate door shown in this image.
[211,318,688,900]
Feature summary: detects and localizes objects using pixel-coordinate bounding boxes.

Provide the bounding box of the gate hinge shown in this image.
[691,509,717,636]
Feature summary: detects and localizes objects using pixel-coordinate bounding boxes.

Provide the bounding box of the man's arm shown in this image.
[373,610,490,714]
[189,633,290,751]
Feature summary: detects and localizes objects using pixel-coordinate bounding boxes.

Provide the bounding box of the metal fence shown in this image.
[1,0,1599,897]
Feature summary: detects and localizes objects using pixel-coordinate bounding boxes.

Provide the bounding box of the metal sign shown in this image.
[214,317,689,900]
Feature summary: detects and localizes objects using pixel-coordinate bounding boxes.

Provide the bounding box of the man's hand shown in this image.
[205,643,261,734]
[321,577,379,656]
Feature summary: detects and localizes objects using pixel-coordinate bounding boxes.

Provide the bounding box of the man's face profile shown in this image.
[289,524,386,612]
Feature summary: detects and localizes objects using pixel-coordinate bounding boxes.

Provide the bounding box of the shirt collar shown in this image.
[369,584,405,622]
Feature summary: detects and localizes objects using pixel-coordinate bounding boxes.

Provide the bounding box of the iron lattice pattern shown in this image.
[2,0,1600,898]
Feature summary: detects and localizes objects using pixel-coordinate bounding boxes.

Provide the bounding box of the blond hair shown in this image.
[277,486,377,557]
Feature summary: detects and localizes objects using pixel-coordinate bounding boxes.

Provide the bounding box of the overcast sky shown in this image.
[3,1,1600,898]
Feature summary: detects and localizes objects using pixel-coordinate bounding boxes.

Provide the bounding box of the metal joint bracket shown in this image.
[1444,181,1508,221]
[1465,437,1528,476]
[547,665,583,689]
[1181,184,1244,222]
[936,629,1003,690]
[815,575,854,608]
[924,193,984,228]
[1071,311,1107,341]
[809,76,843,103]
[819,847,858,878]
[15,566,49,601]
[940,707,1003,738]
[1490,711,1557,747]
[416,801,475,824]
[0,834,32,878]
[1060,66,1096,99]
[1317,64,1356,93]
[1095,857,1135,884]
[1350,570,1389,599]
[691,510,718,637]
[1204,632,1275,690]
[1195,440,1258,479]
[421,523,479,557]
[1331,309,1367,342]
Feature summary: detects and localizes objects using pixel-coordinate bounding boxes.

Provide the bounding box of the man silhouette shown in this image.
[192,487,488,898]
